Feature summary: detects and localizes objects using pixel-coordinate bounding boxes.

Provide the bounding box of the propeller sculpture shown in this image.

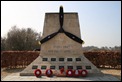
[40,6,84,44]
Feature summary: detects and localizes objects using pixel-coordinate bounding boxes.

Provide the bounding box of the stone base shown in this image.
[20,54,102,76]
[20,72,103,76]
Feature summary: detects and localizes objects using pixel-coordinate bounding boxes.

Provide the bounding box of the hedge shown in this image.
[1,51,121,69]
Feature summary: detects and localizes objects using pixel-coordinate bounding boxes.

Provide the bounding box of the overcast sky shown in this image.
[1,1,121,48]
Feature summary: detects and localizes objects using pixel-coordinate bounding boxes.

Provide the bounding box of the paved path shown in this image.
[2,72,120,81]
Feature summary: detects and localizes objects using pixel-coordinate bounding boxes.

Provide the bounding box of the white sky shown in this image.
[1,1,121,48]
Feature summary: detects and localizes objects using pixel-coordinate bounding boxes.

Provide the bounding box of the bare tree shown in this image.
[5,26,40,51]
[1,37,6,51]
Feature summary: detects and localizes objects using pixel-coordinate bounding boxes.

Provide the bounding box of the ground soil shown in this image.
[1,68,121,80]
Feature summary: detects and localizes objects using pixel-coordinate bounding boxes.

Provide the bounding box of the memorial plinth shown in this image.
[20,7,102,76]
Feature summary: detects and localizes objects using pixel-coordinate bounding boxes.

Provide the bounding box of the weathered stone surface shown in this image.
[42,13,81,39]
[41,33,83,56]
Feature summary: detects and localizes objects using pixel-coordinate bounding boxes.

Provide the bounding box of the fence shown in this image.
[1,51,121,69]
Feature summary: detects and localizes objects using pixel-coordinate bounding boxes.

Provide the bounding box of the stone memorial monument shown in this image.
[20,6,102,76]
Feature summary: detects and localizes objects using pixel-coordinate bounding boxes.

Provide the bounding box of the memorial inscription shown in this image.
[46,45,76,54]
